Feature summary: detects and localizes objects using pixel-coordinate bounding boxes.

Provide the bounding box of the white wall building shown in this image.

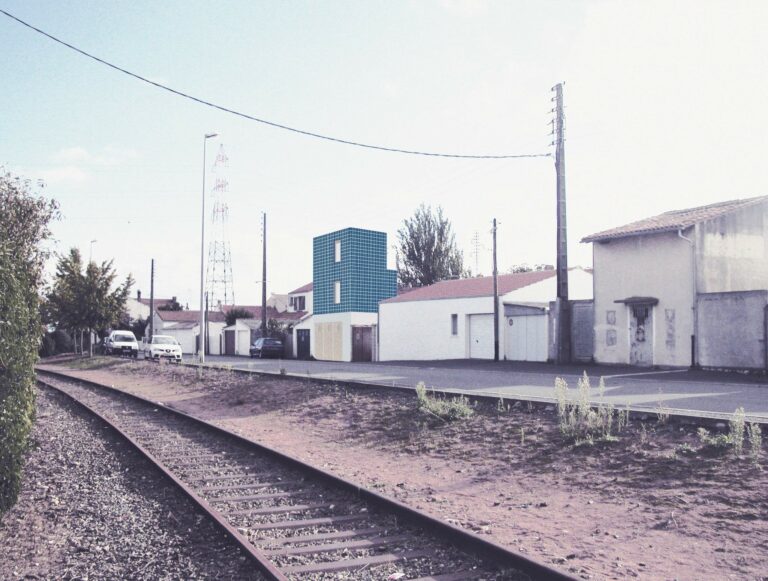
[151,309,225,355]
[125,291,175,322]
[583,196,768,368]
[379,268,593,362]
[287,282,313,314]
[293,228,397,362]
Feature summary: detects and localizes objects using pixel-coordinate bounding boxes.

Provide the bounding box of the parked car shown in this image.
[143,335,183,362]
[105,330,139,358]
[249,338,283,359]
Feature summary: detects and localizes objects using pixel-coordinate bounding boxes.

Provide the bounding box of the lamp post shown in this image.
[199,132,218,363]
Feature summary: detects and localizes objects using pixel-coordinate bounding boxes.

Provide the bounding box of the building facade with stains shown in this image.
[583,196,768,369]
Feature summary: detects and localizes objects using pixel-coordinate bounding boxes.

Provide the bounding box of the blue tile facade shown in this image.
[313,228,397,314]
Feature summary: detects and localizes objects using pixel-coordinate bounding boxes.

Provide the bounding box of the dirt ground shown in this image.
[39,358,768,580]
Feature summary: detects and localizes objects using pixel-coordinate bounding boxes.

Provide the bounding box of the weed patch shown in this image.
[555,372,616,443]
[415,382,473,422]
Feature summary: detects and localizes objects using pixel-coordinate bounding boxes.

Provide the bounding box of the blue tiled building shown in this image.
[306,227,397,362]
[313,228,397,315]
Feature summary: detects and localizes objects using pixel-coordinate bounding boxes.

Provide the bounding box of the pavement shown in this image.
[196,355,768,420]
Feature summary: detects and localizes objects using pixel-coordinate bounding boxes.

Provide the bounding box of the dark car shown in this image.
[249,338,283,358]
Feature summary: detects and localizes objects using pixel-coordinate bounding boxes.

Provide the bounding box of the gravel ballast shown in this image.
[0,385,264,580]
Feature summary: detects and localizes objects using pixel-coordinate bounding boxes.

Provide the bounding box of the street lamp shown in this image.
[199,132,218,363]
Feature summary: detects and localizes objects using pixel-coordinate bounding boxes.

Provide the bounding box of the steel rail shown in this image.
[36,366,576,581]
[37,376,287,580]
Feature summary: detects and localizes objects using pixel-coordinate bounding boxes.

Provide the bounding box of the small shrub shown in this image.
[639,423,649,445]
[730,407,746,455]
[656,399,670,425]
[697,427,731,449]
[617,406,630,433]
[676,443,696,456]
[554,372,615,442]
[415,382,473,422]
[747,423,762,465]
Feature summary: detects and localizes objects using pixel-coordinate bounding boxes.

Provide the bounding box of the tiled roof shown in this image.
[582,196,768,243]
[163,321,198,330]
[289,282,313,294]
[381,270,557,304]
[220,305,306,321]
[155,310,226,323]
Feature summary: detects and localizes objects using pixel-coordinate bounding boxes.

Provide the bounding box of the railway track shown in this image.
[36,368,575,581]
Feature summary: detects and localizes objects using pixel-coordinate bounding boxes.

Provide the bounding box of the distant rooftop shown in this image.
[382,270,560,304]
[289,282,313,294]
[155,310,226,323]
[582,196,768,243]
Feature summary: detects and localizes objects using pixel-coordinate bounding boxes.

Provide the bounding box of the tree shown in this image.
[0,170,58,514]
[508,263,554,274]
[225,307,253,327]
[396,204,465,287]
[157,297,183,311]
[45,248,134,355]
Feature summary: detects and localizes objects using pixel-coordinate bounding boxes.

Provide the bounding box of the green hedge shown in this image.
[0,172,57,516]
[0,249,39,514]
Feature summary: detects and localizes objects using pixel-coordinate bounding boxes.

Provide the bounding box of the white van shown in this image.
[106,330,139,358]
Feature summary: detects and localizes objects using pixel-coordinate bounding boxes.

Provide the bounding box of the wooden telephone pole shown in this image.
[552,82,570,364]
[261,213,267,336]
[492,218,499,361]
[148,258,155,339]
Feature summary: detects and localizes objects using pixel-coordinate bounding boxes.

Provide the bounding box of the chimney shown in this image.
[137,289,142,301]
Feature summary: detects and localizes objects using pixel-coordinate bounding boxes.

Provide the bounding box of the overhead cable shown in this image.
[1,9,550,160]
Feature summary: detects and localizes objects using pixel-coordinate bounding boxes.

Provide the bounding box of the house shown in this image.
[151,309,226,355]
[266,293,290,313]
[378,268,593,362]
[294,228,397,362]
[219,305,305,356]
[582,195,768,369]
[125,290,176,322]
[287,282,313,313]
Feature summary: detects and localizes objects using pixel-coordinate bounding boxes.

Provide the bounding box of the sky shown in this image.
[2,1,767,308]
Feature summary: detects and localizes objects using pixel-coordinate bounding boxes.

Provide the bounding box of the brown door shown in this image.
[351,326,372,362]
[224,330,236,356]
[297,329,311,360]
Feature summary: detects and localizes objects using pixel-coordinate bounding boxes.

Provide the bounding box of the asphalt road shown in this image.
[199,355,768,420]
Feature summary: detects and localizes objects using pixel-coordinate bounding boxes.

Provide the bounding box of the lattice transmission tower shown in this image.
[206,144,235,308]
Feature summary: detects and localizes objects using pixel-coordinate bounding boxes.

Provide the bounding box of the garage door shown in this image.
[505,314,548,362]
[469,314,494,359]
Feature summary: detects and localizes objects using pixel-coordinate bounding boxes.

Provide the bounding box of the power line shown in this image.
[0,9,550,160]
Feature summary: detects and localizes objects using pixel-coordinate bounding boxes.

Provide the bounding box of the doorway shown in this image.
[351,326,373,362]
[629,304,653,366]
[297,329,311,360]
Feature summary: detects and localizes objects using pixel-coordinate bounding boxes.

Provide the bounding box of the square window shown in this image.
[451,314,458,335]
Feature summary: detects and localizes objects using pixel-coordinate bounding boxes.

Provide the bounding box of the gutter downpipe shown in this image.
[678,228,698,368]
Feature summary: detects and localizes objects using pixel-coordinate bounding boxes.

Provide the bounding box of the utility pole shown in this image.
[149,259,155,339]
[205,292,209,356]
[492,219,499,361]
[552,82,570,364]
[261,213,267,337]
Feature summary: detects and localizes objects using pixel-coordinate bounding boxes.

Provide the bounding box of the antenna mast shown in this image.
[206,144,236,308]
